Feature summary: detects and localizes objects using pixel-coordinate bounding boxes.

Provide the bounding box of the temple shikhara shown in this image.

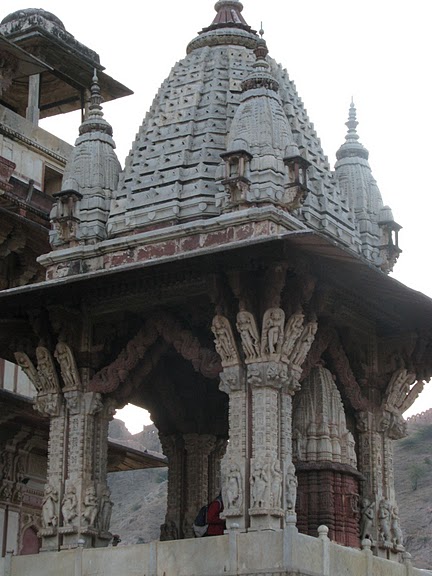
[0,2,431,575]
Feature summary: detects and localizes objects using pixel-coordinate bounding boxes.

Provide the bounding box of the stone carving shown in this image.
[62,485,78,526]
[281,310,304,363]
[41,485,58,529]
[383,368,417,414]
[289,321,318,368]
[89,312,221,393]
[211,315,239,366]
[251,460,270,509]
[14,351,42,392]
[270,460,282,508]
[98,487,113,533]
[391,505,404,548]
[36,346,60,393]
[261,308,285,358]
[219,368,242,394]
[285,463,298,513]
[378,498,392,546]
[82,485,98,528]
[55,342,81,391]
[236,311,260,362]
[34,392,62,417]
[247,364,263,387]
[292,366,357,466]
[359,498,375,542]
[224,462,243,513]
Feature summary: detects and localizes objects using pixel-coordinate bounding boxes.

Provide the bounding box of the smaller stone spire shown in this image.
[241,38,279,93]
[336,100,368,161]
[49,71,121,249]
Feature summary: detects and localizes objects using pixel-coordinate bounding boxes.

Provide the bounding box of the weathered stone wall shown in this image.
[1,528,429,576]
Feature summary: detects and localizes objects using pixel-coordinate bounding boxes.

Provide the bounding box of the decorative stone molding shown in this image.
[89,311,221,393]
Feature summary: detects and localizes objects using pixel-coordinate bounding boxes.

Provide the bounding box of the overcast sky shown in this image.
[3,0,431,430]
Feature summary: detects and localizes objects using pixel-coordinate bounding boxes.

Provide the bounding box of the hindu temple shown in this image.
[0,2,431,575]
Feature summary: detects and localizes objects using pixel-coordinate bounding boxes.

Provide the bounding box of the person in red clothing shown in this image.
[206,493,226,536]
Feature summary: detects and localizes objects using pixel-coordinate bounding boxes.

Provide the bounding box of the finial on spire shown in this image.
[345,99,359,142]
[259,22,264,38]
[89,69,103,117]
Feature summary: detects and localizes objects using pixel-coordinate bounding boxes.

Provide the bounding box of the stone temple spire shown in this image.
[334,101,401,272]
[218,38,309,212]
[50,71,121,249]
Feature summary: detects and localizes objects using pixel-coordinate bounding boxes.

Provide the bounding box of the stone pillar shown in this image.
[208,438,227,501]
[356,406,406,557]
[26,74,40,126]
[159,434,184,540]
[15,348,65,552]
[213,308,317,533]
[183,434,216,538]
[15,343,115,550]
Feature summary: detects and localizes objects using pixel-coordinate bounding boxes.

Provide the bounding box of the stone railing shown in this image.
[1,526,430,576]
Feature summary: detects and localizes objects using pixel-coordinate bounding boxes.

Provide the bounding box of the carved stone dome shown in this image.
[1,8,65,29]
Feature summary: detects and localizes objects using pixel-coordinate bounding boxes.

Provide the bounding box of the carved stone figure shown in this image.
[261,308,285,357]
[290,321,318,367]
[359,498,375,542]
[391,505,404,548]
[36,346,60,393]
[42,485,58,529]
[99,487,113,532]
[281,310,304,361]
[285,464,298,513]
[270,461,282,508]
[378,499,392,545]
[62,485,78,526]
[225,463,243,511]
[82,485,98,528]
[236,311,260,361]
[251,461,269,508]
[211,315,238,365]
[14,351,42,392]
[247,364,262,387]
[55,342,81,390]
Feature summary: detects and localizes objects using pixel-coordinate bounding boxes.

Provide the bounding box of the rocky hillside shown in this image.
[108,415,432,568]
[394,410,432,569]
[108,420,167,544]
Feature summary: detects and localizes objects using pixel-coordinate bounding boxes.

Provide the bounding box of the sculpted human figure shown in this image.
[99,487,113,532]
[281,311,304,360]
[42,485,58,529]
[55,342,80,390]
[236,311,260,360]
[290,322,318,367]
[226,463,243,511]
[359,498,375,541]
[391,505,404,547]
[251,462,269,508]
[211,316,237,364]
[62,485,78,526]
[82,485,98,528]
[378,499,392,544]
[270,461,282,508]
[262,309,284,356]
[36,347,59,393]
[285,463,298,513]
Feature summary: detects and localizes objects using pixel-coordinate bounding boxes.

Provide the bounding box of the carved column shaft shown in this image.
[183,433,216,538]
[160,434,184,540]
